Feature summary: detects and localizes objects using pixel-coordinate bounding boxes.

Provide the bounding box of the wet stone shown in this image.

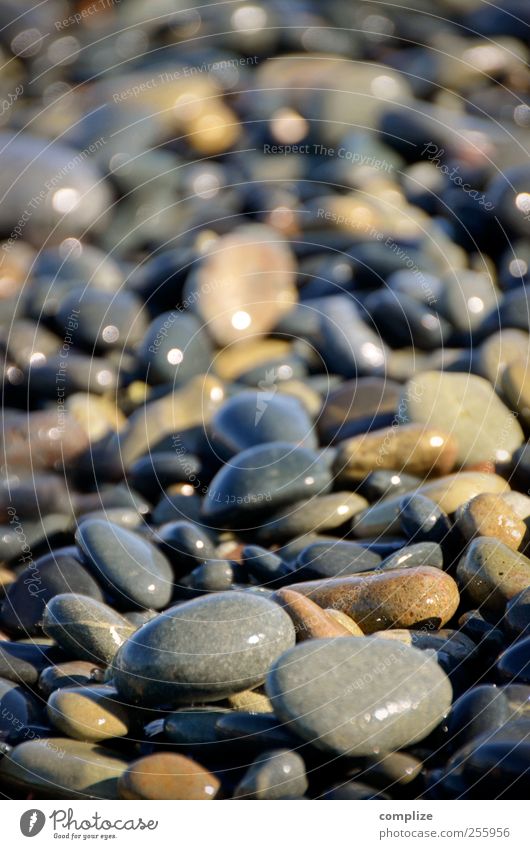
[294,541,382,580]
[157,521,218,574]
[241,546,294,588]
[255,492,368,545]
[76,520,174,610]
[455,494,526,550]
[42,594,135,665]
[119,752,220,800]
[266,637,453,757]
[274,589,353,641]
[112,592,296,707]
[378,542,444,571]
[399,494,452,544]
[187,560,235,592]
[233,749,308,799]
[201,442,332,528]
[457,537,530,615]
[47,685,134,743]
[0,548,104,637]
[0,677,43,744]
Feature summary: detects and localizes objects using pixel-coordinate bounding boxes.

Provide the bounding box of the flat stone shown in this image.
[363,751,423,787]
[234,749,308,799]
[353,472,509,537]
[333,423,457,482]
[164,707,231,747]
[281,566,459,632]
[440,684,521,754]
[211,391,316,458]
[457,537,530,614]
[400,371,524,465]
[201,442,332,528]
[317,377,401,443]
[42,594,135,665]
[399,494,452,544]
[0,738,128,799]
[266,637,452,756]
[256,492,368,545]
[378,542,444,571]
[47,685,133,743]
[496,636,530,685]
[76,520,173,610]
[189,224,297,346]
[274,589,353,640]
[0,548,104,636]
[119,753,220,799]
[455,493,526,550]
[113,592,296,707]
[295,541,381,579]
[38,662,103,699]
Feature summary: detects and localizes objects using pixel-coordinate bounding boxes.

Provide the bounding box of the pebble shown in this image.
[42,594,135,665]
[112,592,296,707]
[496,637,530,685]
[214,712,301,751]
[399,494,452,544]
[76,520,174,610]
[505,588,530,638]
[139,312,213,385]
[201,442,332,527]
[254,492,368,544]
[317,377,401,443]
[119,753,220,800]
[157,521,217,574]
[233,749,308,799]
[0,738,129,799]
[266,637,453,756]
[502,359,530,427]
[378,542,444,571]
[274,589,353,640]
[0,548,104,636]
[400,371,524,465]
[457,537,530,614]
[0,641,63,686]
[227,690,274,713]
[164,708,231,748]
[211,391,316,457]
[47,685,133,743]
[0,677,43,744]
[295,540,382,579]
[333,424,457,482]
[455,493,526,550]
[38,662,103,699]
[281,566,459,632]
[325,609,364,636]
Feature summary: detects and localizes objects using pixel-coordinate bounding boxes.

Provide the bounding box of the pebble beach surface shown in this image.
[0,0,529,802]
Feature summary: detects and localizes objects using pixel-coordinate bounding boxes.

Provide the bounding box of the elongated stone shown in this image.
[47,685,133,743]
[281,566,459,632]
[42,595,135,665]
[274,589,352,640]
[119,753,220,800]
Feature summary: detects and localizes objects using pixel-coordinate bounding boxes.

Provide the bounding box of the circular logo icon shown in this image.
[20,810,46,837]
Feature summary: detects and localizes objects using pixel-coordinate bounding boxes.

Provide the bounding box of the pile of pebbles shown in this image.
[0,0,529,800]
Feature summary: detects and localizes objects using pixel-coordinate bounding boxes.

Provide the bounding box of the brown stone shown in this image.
[455,493,526,550]
[119,753,220,800]
[47,686,133,743]
[274,588,353,640]
[325,609,364,635]
[334,423,457,482]
[281,566,459,633]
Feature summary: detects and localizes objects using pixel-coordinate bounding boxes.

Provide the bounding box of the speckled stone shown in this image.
[38,662,103,699]
[496,637,530,685]
[47,685,133,743]
[42,594,135,665]
[234,749,308,799]
[399,494,452,544]
[0,548,104,637]
[353,472,509,538]
[119,753,220,800]
[0,738,129,799]
[333,424,457,482]
[76,520,173,610]
[455,493,526,550]
[201,442,332,527]
[211,391,316,458]
[274,589,352,640]
[255,492,368,544]
[266,637,452,756]
[457,537,530,614]
[241,546,293,587]
[113,592,296,707]
[227,689,273,713]
[282,566,459,632]
[400,371,524,465]
[505,588,530,638]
